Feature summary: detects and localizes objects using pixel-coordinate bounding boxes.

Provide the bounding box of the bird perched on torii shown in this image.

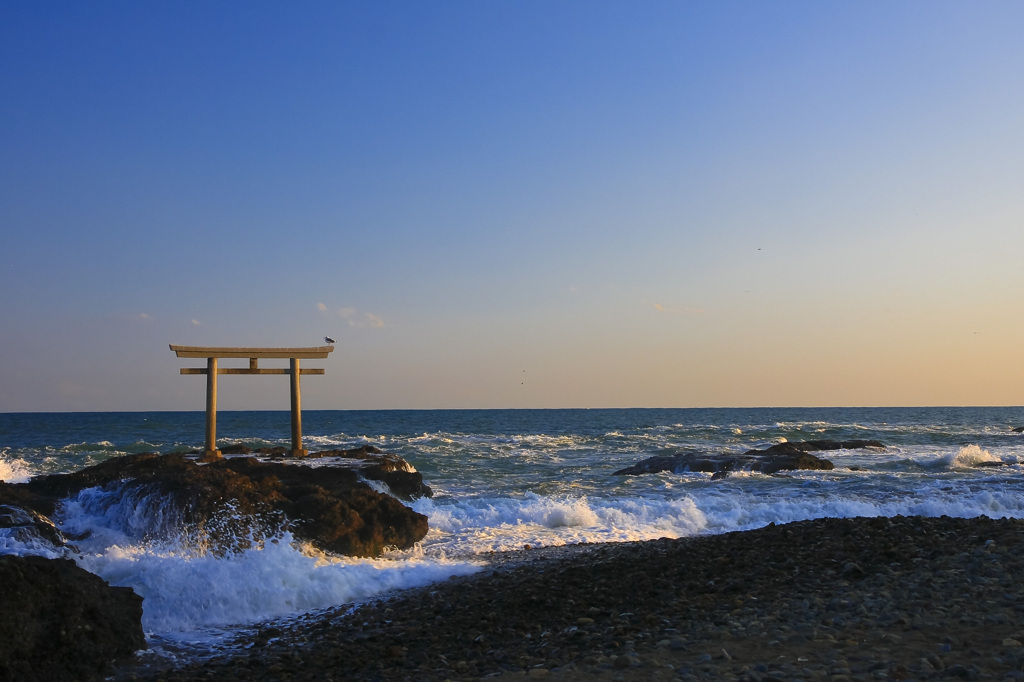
[324,336,336,344]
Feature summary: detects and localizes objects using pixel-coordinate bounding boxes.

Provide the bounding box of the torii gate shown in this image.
[169,345,334,461]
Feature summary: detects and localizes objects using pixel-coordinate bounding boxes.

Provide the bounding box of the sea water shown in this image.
[2,407,1023,645]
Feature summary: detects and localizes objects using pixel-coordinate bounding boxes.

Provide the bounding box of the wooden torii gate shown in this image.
[169,344,334,461]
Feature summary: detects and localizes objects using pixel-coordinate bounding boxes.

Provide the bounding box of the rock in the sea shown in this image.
[191,444,432,501]
[0,555,144,682]
[314,445,434,501]
[612,451,835,477]
[612,440,883,478]
[750,439,885,455]
[0,504,72,557]
[2,451,429,557]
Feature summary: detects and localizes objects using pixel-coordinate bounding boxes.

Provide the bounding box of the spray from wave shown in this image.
[47,486,482,633]
[938,444,1004,469]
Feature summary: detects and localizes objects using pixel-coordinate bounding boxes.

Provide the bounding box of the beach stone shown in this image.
[0,555,144,681]
[106,515,1024,681]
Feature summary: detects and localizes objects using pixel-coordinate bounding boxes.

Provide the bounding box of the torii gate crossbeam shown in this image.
[170,345,334,461]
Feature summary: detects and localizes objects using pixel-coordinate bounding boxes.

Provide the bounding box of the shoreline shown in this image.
[113,515,1024,681]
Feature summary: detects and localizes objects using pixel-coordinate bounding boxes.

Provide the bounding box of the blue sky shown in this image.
[2,1,1023,411]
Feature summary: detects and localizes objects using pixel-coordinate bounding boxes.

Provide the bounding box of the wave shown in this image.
[48,486,483,633]
[411,493,708,555]
[937,444,1006,469]
[78,532,481,632]
[0,456,33,484]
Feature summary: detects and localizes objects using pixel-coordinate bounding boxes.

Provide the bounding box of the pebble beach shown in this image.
[115,514,1024,681]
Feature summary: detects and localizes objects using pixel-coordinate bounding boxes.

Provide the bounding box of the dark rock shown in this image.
[217,443,253,455]
[0,504,71,555]
[1,452,429,557]
[189,445,432,501]
[613,450,835,477]
[0,555,144,682]
[1013,426,1024,433]
[306,446,434,501]
[611,440,883,477]
[749,440,885,455]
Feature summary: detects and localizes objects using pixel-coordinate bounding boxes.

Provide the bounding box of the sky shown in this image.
[2,1,1023,412]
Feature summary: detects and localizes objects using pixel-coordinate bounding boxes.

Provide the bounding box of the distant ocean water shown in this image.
[2,407,1024,647]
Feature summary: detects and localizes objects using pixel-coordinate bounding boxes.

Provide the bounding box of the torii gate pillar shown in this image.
[170,345,334,461]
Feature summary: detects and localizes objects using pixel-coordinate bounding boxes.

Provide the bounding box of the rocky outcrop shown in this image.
[613,440,884,478]
[612,451,835,478]
[0,447,433,677]
[0,555,144,682]
[0,504,72,557]
[203,444,432,501]
[754,440,884,455]
[0,450,430,558]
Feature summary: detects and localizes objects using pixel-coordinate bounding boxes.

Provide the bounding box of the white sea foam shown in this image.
[51,487,483,633]
[693,483,1024,535]
[57,485,185,547]
[0,531,69,559]
[938,444,1004,468]
[412,493,707,554]
[0,504,70,559]
[78,533,481,632]
[0,456,33,483]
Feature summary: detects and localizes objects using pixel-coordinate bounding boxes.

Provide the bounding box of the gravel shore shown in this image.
[114,516,1024,681]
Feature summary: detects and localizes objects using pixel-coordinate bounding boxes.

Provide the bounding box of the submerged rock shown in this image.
[612,440,884,478]
[0,555,144,681]
[0,450,430,558]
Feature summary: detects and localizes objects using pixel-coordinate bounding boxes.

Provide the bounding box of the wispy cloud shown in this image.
[191,318,201,326]
[317,302,385,328]
[653,302,705,316]
[137,313,152,321]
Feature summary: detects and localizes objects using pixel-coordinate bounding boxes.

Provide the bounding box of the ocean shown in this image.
[2,407,1023,651]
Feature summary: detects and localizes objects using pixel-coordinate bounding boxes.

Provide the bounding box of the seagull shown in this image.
[324,336,336,344]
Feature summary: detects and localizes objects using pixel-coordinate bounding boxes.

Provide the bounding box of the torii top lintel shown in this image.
[169,345,334,359]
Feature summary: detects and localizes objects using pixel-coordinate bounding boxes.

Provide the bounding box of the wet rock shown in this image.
[314,446,434,500]
[612,440,883,477]
[0,555,144,681]
[612,450,835,477]
[0,504,71,556]
[1,452,428,557]
[196,444,432,501]
[751,440,884,455]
